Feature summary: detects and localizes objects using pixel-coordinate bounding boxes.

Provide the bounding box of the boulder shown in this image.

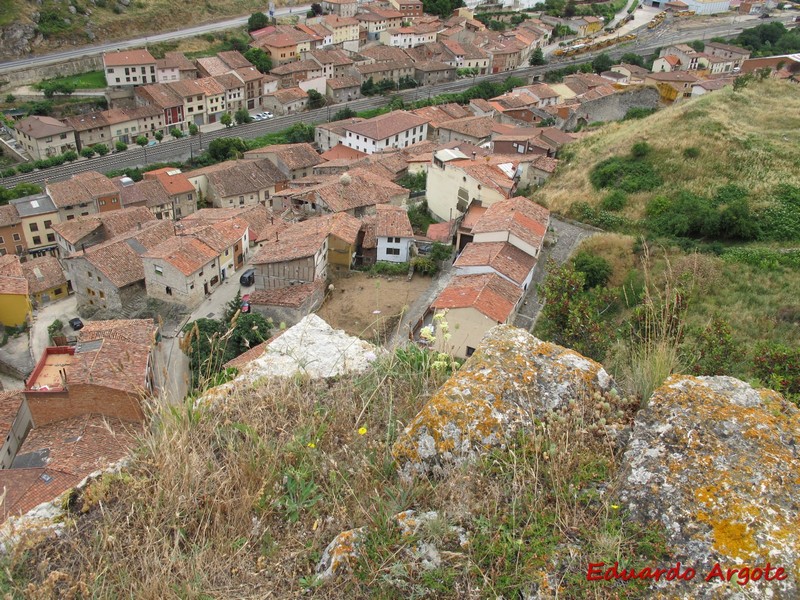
[315,527,366,581]
[618,375,800,598]
[392,326,617,480]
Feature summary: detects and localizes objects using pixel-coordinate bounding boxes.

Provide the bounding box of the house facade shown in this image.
[14,116,77,160]
[103,49,157,87]
[341,111,429,154]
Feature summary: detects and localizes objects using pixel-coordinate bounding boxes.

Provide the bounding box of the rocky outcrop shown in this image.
[618,375,800,598]
[0,22,41,60]
[392,326,617,480]
[315,527,366,581]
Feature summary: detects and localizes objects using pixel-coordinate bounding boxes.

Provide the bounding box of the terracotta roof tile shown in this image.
[454,241,536,285]
[320,144,367,161]
[431,273,523,323]
[249,279,324,308]
[21,256,66,295]
[103,49,156,67]
[426,221,453,242]
[471,196,549,251]
[47,171,119,208]
[438,115,495,140]
[342,111,428,141]
[244,143,323,171]
[251,213,360,264]
[0,391,23,444]
[374,204,413,238]
[78,318,158,348]
[143,236,218,276]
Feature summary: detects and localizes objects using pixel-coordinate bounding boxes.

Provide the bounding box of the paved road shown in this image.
[0,5,311,74]
[513,217,597,332]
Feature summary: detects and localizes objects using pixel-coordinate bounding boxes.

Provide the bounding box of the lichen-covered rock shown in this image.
[618,375,800,598]
[315,526,366,581]
[392,326,616,480]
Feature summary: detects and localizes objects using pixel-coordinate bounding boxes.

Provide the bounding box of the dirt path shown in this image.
[514,216,598,332]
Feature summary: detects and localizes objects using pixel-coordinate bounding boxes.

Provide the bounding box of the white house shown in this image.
[103,49,158,87]
[453,241,537,290]
[341,111,429,155]
[367,204,415,263]
[470,196,550,259]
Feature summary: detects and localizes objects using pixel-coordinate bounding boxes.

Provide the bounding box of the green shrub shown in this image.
[600,190,627,212]
[752,342,800,399]
[758,184,800,242]
[573,251,612,289]
[646,191,720,239]
[623,107,657,120]
[80,147,95,158]
[17,162,34,173]
[429,242,453,263]
[370,262,409,276]
[682,147,701,159]
[1,167,16,177]
[589,156,662,193]
[115,141,128,152]
[721,248,800,270]
[688,317,740,377]
[33,159,49,170]
[93,144,109,156]
[630,141,651,159]
[63,150,78,162]
[170,127,184,138]
[411,256,438,275]
[569,201,632,231]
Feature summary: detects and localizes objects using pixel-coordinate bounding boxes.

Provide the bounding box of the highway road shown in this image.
[0,5,311,74]
[0,15,795,190]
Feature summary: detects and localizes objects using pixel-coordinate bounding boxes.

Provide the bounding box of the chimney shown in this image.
[138,221,142,230]
[275,231,279,241]
[270,216,274,224]
[472,152,476,160]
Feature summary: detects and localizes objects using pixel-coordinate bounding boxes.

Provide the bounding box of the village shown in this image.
[0,0,798,529]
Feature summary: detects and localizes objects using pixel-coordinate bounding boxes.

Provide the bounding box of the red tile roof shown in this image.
[320,144,368,161]
[426,221,453,242]
[251,213,360,264]
[471,196,550,251]
[342,111,429,142]
[143,167,195,196]
[103,49,156,67]
[432,273,523,323]
[21,255,66,295]
[0,254,28,296]
[78,318,158,348]
[454,241,536,285]
[374,204,413,238]
[143,235,218,276]
[0,391,23,447]
[249,279,324,308]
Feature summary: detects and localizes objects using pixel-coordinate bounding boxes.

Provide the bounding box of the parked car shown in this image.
[241,294,250,314]
[253,114,264,121]
[239,268,255,286]
[69,317,84,331]
[264,111,274,119]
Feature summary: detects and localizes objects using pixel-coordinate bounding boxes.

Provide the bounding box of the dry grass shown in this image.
[536,80,800,218]
[3,343,667,599]
[576,233,636,288]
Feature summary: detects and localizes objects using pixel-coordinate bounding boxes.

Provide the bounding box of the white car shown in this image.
[252,114,264,121]
[264,111,274,119]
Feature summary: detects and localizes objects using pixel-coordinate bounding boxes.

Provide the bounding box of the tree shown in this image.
[208,137,247,162]
[688,40,705,52]
[234,108,252,125]
[154,131,164,142]
[63,150,78,162]
[136,135,148,148]
[243,47,272,74]
[307,89,326,110]
[310,3,323,15]
[286,122,314,143]
[620,52,645,67]
[564,0,577,17]
[224,290,243,323]
[573,251,612,289]
[247,12,269,32]
[188,122,199,136]
[529,47,546,66]
[93,143,109,156]
[115,141,128,152]
[333,106,357,121]
[592,53,613,74]
[221,112,233,128]
[170,127,183,138]
[361,76,375,96]
[80,146,95,158]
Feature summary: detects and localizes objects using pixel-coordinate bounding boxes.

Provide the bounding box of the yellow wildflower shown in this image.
[307,442,316,449]
[358,427,367,436]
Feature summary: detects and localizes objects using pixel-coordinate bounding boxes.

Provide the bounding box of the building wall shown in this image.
[322,0,357,17]
[251,285,325,327]
[343,123,428,154]
[377,236,412,262]
[0,293,31,327]
[563,86,659,131]
[105,63,157,87]
[253,244,327,290]
[25,384,145,427]
[434,306,497,359]
[143,255,218,308]
[0,397,32,469]
[211,186,273,209]
[326,84,361,103]
[66,255,143,314]
[15,129,77,161]
[328,237,354,272]
[20,212,61,252]
[157,66,180,83]
[108,117,144,145]
[316,126,346,152]
[426,165,507,222]
[0,223,26,256]
[74,125,112,151]
[472,230,541,259]
[31,284,69,306]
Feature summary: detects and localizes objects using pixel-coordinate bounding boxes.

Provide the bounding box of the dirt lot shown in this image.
[318,271,432,345]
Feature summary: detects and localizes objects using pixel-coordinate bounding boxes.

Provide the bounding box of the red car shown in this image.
[241,294,250,313]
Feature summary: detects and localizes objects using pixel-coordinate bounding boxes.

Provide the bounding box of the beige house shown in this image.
[430,273,524,359]
[187,159,288,209]
[46,171,122,222]
[103,49,157,87]
[243,143,324,180]
[262,87,309,116]
[14,116,76,160]
[319,15,359,46]
[179,217,249,278]
[321,0,357,17]
[142,236,221,307]
[469,195,550,258]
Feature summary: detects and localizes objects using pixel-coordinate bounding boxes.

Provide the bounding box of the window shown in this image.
[0,236,3,244]
[154,265,163,275]
[387,248,400,255]
[465,346,476,357]
[54,287,63,295]
[15,245,22,253]
[165,286,172,296]
[29,222,39,232]
[199,270,203,276]
[99,291,105,299]
[47,233,55,243]
[13,233,21,243]
[32,236,41,245]
[44,220,52,229]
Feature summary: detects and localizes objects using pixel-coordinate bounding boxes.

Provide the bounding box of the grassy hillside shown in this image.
[538,80,800,221]
[532,79,800,400]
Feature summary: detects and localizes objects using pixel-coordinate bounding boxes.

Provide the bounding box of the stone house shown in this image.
[262,87,309,116]
[155,51,197,83]
[243,143,324,181]
[437,116,496,146]
[326,76,362,103]
[321,0,358,17]
[14,116,77,161]
[51,206,156,257]
[179,217,249,279]
[187,159,288,210]
[140,167,197,220]
[142,236,221,307]
[248,280,326,327]
[47,171,122,223]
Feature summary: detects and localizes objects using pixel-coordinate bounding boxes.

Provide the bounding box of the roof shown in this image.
[613,63,650,78]
[412,103,473,129]
[156,51,196,72]
[438,115,495,140]
[143,235,218,276]
[267,87,308,104]
[78,318,158,348]
[471,196,550,251]
[0,255,28,295]
[251,213,361,264]
[223,328,288,369]
[279,168,407,214]
[135,83,183,109]
[15,116,73,139]
[47,171,119,209]
[343,111,428,142]
[0,391,23,446]
[192,76,226,97]
[52,206,157,246]
[218,50,253,70]
[196,56,230,77]
[705,41,750,55]
[215,72,245,90]
[114,178,171,210]
[320,144,367,161]
[192,159,287,198]
[103,49,156,66]
[75,220,175,288]
[270,59,323,76]
[10,193,57,218]
[249,279,325,308]
[326,75,361,90]
[321,14,359,27]
[142,167,195,196]
[646,71,699,83]
[374,204,413,238]
[695,78,732,91]
[21,256,66,294]
[662,55,681,67]
[360,45,411,63]
[431,272,523,323]
[454,241,536,285]
[426,221,453,242]
[316,117,365,137]
[0,204,21,227]
[244,143,323,171]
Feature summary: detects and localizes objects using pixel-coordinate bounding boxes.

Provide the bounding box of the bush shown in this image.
[646,191,719,239]
[63,150,78,162]
[370,262,409,276]
[688,317,739,377]
[333,107,357,121]
[429,242,453,263]
[34,159,49,170]
[683,147,701,159]
[411,256,438,275]
[17,162,34,173]
[589,156,662,193]
[569,201,632,231]
[752,342,800,398]
[630,141,651,159]
[80,147,95,158]
[115,141,128,152]
[47,319,64,342]
[600,190,627,211]
[1,167,16,177]
[758,184,800,242]
[93,144,109,156]
[623,107,657,120]
[572,251,612,289]
[170,128,183,139]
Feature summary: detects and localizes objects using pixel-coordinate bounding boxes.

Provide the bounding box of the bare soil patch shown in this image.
[318,271,432,345]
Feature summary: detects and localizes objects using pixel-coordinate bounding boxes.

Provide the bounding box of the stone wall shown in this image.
[0,56,103,91]
[563,86,660,131]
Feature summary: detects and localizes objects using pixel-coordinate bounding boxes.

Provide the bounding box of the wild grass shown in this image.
[4,340,667,598]
[534,80,800,220]
[34,71,107,90]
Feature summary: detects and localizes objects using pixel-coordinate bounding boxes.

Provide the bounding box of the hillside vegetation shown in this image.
[532,79,800,400]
